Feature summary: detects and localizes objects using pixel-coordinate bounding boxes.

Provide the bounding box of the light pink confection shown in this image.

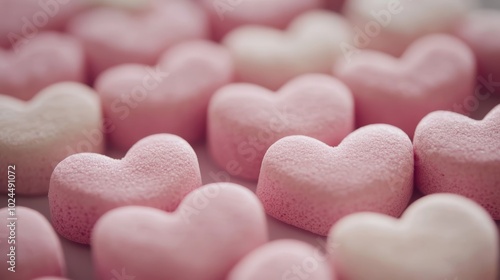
[227,239,335,280]
[0,207,65,280]
[328,194,499,280]
[92,183,268,280]
[342,0,478,56]
[453,9,500,90]
[256,124,414,236]
[0,0,85,48]
[49,133,202,244]
[208,74,354,181]
[0,31,86,101]
[223,10,352,90]
[414,105,500,220]
[334,34,476,137]
[198,0,323,40]
[0,82,104,195]
[96,40,233,150]
[67,0,209,79]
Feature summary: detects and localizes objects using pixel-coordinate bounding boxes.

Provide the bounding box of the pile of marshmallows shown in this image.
[0,0,499,279]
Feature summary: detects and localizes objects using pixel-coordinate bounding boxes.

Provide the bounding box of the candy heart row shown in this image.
[47,95,500,245]
[3,6,499,99]
[2,190,498,280]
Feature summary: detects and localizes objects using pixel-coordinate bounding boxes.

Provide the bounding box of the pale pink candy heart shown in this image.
[208,74,354,181]
[223,10,352,90]
[256,124,414,236]
[0,82,103,195]
[96,40,233,151]
[67,0,209,79]
[0,0,86,48]
[227,239,335,280]
[0,207,65,280]
[453,9,500,89]
[334,34,476,137]
[198,0,323,40]
[414,105,500,220]
[343,0,478,56]
[49,133,202,244]
[328,194,499,280]
[0,32,86,101]
[92,183,268,280]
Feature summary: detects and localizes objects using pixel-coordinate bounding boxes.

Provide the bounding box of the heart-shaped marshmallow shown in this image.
[453,9,500,88]
[49,133,202,244]
[0,207,65,280]
[0,82,103,195]
[414,105,500,219]
[0,0,85,48]
[343,0,478,56]
[67,0,209,78]
[198,0,323,40]
[208,74,354,180]
[334,34,476,137]
[223,10,352,90]
[328,194,499,280]
[92,183,268,280]
[0,32,86,101]
[256,124,414,236]
[96,40,233,150]
[227,240,335,280]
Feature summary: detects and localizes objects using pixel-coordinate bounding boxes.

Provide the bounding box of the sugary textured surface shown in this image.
[453,9,500,88]
[67,0,209,78]
[208,74,354,180]
[198,0,323,40]
[0,82,104,195]
[92,183,268,280]
[334,34,476,137]
[414,105,500,219]
[223,10,352,90]
[0,0,85,48]
[49,133,202,244]
[96,40,233,150]
[0,207,65,280]
[256,124,414,236]
[227,239,335,280]
[0,32,86,101]
[328,194,499,280]
[343,0,478,56]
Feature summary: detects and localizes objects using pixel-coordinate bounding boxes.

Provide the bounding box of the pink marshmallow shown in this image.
[342,0,478,56]
[96,40,233,150]
[92,183,268,280]
[334,34,476,137]
[198,0,323,40]
[0,0,85,48]
[0,82,104,195]
[227,240,335,280]
[0,32,86,101]
[67,0,209,79]
[208,74,354,180]
[414,105,500,219]
[49,133,202,244]
[453,9,500,88]
[257,124,414,236]
[0,207,65,280]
